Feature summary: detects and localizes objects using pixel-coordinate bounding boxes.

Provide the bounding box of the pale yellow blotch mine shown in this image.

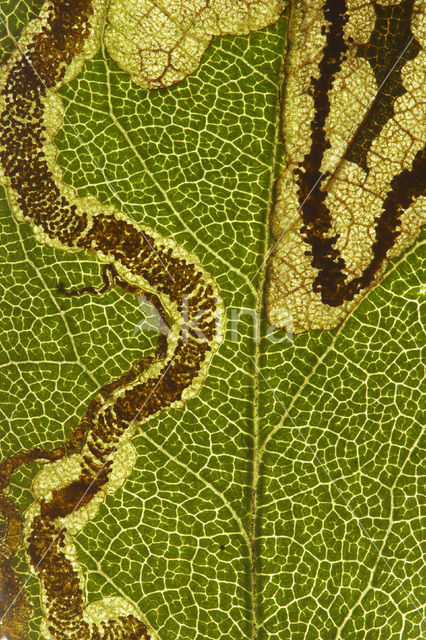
[29,440,137,536]
[104,0,286,89]
[321,57,377,175]
[278,0,325,166]
[266,0,426,334]
[31,454,83,504]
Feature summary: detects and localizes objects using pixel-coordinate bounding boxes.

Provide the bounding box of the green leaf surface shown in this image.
[0,5,424,640]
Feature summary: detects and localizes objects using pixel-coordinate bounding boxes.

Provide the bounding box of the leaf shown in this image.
[105,0,285,88]
[0,2,424,640]
[266,0,426,332]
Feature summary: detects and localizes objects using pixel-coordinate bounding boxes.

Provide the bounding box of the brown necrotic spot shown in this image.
[345,0,421,171]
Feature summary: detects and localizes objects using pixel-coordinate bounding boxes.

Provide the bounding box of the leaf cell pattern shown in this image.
[266,0,426,333]
[0,1,424,639]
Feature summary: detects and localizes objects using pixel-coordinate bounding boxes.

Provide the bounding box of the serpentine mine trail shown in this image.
[0,1,224,638]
